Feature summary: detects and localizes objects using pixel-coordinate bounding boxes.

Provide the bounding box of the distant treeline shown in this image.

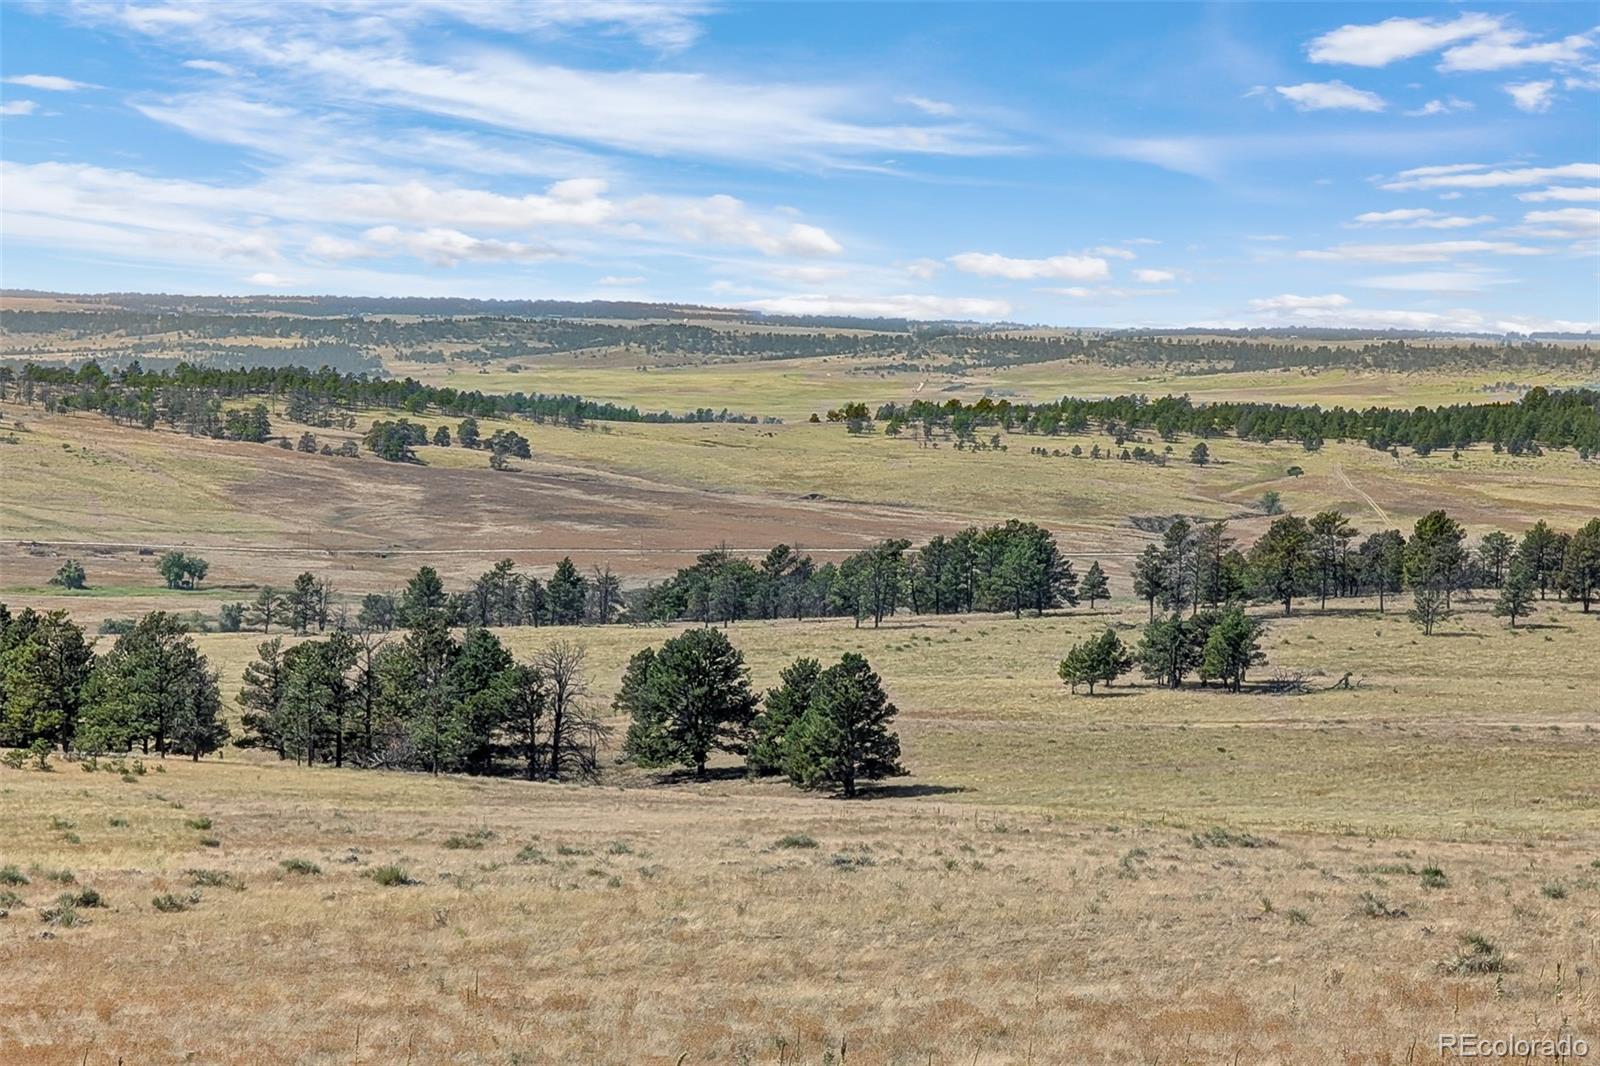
[3,360,761,427]
[864,388,1600,455]
[10,302,1595,373]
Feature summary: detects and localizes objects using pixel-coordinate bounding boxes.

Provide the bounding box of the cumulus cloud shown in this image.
[1307,13,1503,67]
[1441,30,1594,72]
[903,258,943,280]
[0,100,38,116]
[1133,268,1177,283]
[247,271,289,287]
[1298,240,1543,262]
[1275,80,1386,112]
[1351,208,1493,229]
[1504,80,1556,112]
[362,225,560,266]
[947,252,1109,281]
[740,293,1012,320]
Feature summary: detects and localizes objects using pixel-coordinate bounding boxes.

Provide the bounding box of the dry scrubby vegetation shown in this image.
[3,300,1600,1062]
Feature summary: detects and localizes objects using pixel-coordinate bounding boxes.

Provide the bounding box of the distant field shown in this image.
[6,394,1598,628]
[388,353,1598,423]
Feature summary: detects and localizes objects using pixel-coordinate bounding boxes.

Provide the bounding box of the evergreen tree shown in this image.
[399,566,449,627]
[545,557,588,626]
[49,559,87,590]
[1519,520,1563,599]
[1357,529,1406,612]
[1407,587,1449,636]
[79,613,227,758]
[619,627,757,777]
[0,609,94,750]
[1404,510,1466,605]
[1477,531,1515,588]
[1492,563,1536,628]
[1308,510,1354,610]
[748,656,820,775]
[1198,606,1265,692]
[1558,518,1600,612]
[782,653,904,797]
[1137,615,1199,688]
[1080,561,1111,609]
[245,586,285,633]
[1131,545,1167,621]
[1057,628,1132,694]
[237,638,288,757]
[1249,515,1312,616]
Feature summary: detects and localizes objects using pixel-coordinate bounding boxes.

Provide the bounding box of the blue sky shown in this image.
[1,1,1597,331]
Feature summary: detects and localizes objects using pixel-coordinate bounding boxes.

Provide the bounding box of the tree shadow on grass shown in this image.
[849,782,969,800]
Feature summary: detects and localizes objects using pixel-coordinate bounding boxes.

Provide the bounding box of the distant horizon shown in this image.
[3,288,1595,340]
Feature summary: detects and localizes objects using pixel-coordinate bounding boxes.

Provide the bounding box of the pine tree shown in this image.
[1198,606,1265,692]
[1131,545,1166,621]
[1492,563,1536,628]
[619,627,757,777]
[783,653,904,797]
[1558,518,1600,612]
[1080,561,1110,609]
[1057,628,1132,695]
[748,657,820,775]
[237,638,288,757]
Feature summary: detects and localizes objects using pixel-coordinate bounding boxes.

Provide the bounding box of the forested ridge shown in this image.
[3,360,761,427]
[862,388,1600,455]
[6,358,1597,454]
[7,301,1595,372]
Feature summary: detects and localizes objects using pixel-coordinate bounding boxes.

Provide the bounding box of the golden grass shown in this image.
[2,717,1595,1064]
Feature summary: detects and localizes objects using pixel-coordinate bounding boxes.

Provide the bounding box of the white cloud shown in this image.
[1133,268,1177,283]
[1515,207,1600,239]
[0,160,849,273]
[1441,30,1594,73]
[362,225,560,266]
[1089,245,1138,260]
[182,59,238,76]
[0,100,37,116]
[903,258,943,280]
[1351,208,1493,229]
[1275,80,1386,112]
[1249,293,1351,311]
[1519,186,1600,202]
[1379,162,1600,191]
[1307,13,1503,67]
[597,275,645,286]
[741,293,1012,320]
[1049,286,1175,300]
[1299,240,1543,262]
[1405,96,1474,117]
[247,271,289,287]
[900,95,956,116]
[5,74,95,91]
[1357,270,1507,293]
[1504,80,1556,113]
[69,3,1006,168]
[948,251,1110,281]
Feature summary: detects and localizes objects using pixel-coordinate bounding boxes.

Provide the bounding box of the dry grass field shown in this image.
[3,355,1599,1063]
[2,598,1598,1064]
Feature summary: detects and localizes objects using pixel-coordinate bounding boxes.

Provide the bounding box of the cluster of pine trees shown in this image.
[867,387,1600,456]
[617,629,903,795]
[4,361,757,431]
[0,609,227,760]
[638,522,1099,627]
